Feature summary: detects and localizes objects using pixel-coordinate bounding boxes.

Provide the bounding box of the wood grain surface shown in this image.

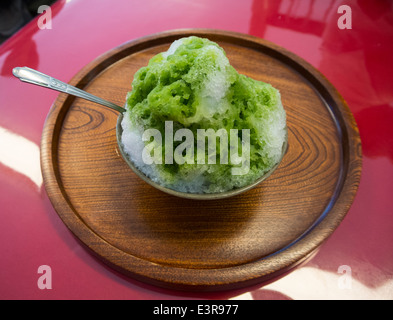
[40,29,362,291]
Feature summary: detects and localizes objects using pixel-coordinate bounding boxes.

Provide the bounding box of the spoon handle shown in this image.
[12,66,125,113]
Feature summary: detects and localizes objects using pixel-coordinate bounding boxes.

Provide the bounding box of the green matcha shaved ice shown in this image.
[121,36,287,194]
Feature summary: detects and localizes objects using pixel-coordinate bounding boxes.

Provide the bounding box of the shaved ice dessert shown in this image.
[121,36,286,194]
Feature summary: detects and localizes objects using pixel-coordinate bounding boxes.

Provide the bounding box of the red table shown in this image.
[1,0,392,300]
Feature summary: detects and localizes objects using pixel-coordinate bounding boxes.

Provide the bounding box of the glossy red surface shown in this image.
[1,0,392,300]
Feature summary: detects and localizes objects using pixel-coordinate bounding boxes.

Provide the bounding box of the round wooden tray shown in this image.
[40,29,362,291]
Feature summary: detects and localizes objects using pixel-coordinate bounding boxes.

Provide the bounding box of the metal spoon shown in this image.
[12,67,125,114]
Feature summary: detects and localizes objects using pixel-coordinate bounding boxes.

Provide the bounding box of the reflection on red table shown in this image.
[0,0,392,299]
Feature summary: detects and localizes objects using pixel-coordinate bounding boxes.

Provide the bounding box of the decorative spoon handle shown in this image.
[12,66,125,113]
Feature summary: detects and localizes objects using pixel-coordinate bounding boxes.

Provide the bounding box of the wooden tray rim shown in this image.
[40,29,362,291]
